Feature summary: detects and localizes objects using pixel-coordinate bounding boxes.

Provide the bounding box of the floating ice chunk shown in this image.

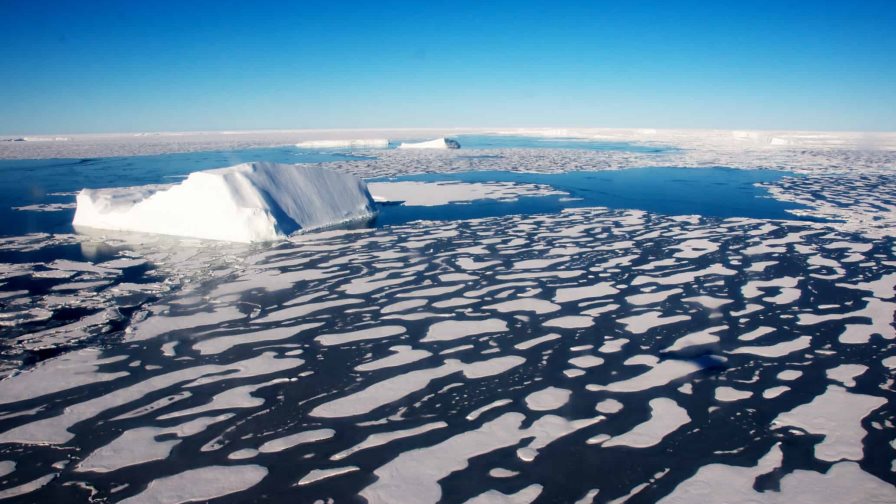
[777,369,803,381]
[0,353,302,445]
[797,297,896,344]
[297,466,359,485]
[360,412,595,504]
[595,399,623,414]
[464,484,543,504]
[157,382,277,419]
[728,336,811,358]
[0,349,127,405]
[882,356,896,370]
[47,259,120,275]
[587,358,703,393]
[568,355,604,368]
[659,442,896,503]
[381,299,428,314]
[837,272,896,299]
[118,465,267,504]
[0,461,14,478]
[737,326,775,342]
[73,162,376,242]
[543,315,594,328]
[466,399,513,421]
[316,325,406,346]
[553,282,619,303]
[310,356,524,418]
[598,337,628,353]
[397,284,464,297]
[773,385,886,462]
[617,311,690,334]
[763,386,789,399]
[78,416,236,473]
[193,323,322,355]
[714,386,753,402]
[0,474,55,500]
[228,449,258,460]
[296,138,389,148]
[664,326,725,352]
[631,265,735,286]
[514,333,561,350]
[252,298,363,324]
[484,298,560,314]
[826,364,868,387]
[773,463,896,503]
[670,239,719,259]
[331,421,447,460]
[367,181,564,206]
[488,468,519,478]
[575,489,601,504]
[423,318,507,342]
[603,398,689,448]
[682,295,732,310]
[355,345,432,372]
[525,387,571,411]
[258,429,335,453]
[397,137,460,149]
[77,427,177,473]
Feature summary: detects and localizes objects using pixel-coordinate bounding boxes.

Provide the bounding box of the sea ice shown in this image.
[602,398,689,448]
[296,138,389,148]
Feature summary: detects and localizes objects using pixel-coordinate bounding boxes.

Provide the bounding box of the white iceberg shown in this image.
[397,138,460,150]
[296,139,389,149]
[72,162,376,243]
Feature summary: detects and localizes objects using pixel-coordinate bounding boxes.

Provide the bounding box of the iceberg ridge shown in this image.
[72,162,376,243]
[397,138,461,150]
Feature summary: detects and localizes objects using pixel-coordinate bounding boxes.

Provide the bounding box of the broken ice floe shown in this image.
[0,205,893,501]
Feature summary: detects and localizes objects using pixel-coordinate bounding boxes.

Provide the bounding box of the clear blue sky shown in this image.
[1,0,894,134]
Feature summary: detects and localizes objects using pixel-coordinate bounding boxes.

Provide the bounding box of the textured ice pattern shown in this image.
[0,203,894,502]
[2,132,896,502]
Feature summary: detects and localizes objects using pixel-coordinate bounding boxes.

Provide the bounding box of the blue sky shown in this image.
[1,0,894,134]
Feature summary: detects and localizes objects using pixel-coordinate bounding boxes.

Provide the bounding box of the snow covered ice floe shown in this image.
[366,180,566,206]
[1,206,896,502]
[295,138,389,148]
[397,137,461,149]
[72,162,376,242]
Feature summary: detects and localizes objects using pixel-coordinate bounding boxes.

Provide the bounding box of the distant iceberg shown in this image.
[397,138,461,150]
[296,139,389,149]
[5,136,70,142]
[73,162,376,243]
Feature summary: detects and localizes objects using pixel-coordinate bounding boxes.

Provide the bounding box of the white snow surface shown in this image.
[366,181,566,206]
[72,162,376,242]
[296,138,389,148]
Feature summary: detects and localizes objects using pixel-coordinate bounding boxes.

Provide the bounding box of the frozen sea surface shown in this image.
[0,133,895,502]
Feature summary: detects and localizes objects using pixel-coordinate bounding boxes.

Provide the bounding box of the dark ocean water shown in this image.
[372,167,817,226]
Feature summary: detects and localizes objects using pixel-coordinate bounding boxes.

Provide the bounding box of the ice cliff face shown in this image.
[72,162,376,242]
